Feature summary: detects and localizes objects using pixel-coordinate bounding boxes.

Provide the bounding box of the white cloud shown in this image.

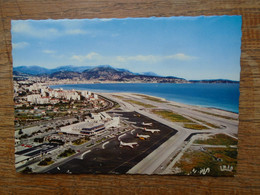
[12,21,59,38]
[43,49,56,54]
[115,53,196,63]
[12,22,31,33]
[166,53,197,60]
[71,52,100,62]
[65,29,89,35]
[12,42,29,49]
[12,21,89,38]
[71,52,196,64]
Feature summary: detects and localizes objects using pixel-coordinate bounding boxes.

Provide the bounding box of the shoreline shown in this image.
[48,83,239,115]
[47,81,240,86]
[113,92,239,117]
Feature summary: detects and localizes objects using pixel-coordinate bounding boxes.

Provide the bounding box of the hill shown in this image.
[13,65,239,84]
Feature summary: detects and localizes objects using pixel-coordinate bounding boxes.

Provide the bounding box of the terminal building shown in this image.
[80,124,105,135]
[60,112,119,136]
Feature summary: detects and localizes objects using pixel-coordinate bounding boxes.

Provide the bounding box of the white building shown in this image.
[94,94,98,99]
[81,91,90,99]
[27,94,41,104]
[60,120,105,135]
[60,113,119,136]
[37,97,50,104]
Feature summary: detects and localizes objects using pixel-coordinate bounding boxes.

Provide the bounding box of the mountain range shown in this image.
[13,65,239,83]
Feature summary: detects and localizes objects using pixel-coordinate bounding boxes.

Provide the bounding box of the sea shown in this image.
[50,83,240,113]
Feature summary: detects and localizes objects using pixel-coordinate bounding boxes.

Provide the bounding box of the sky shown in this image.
[11,16,242,81]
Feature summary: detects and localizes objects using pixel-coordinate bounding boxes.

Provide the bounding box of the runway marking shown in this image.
[118,133,126,141]
[81,150,91,160]
[102,141,109,149]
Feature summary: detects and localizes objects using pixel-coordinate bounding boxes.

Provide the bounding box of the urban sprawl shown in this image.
[14,76,239,176]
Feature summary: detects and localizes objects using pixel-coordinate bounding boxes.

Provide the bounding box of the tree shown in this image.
[21,167,32,174]
[18,129,23,135]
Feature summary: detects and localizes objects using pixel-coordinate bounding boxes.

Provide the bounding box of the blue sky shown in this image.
[11,16,242,80]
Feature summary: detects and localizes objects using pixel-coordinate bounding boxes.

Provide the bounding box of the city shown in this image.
[14,76,239,175]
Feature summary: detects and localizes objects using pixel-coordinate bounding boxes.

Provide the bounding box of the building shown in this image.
[60,120,105,135]
[60,113,120,136]
[80,124,105,135]
[27,94,41,104]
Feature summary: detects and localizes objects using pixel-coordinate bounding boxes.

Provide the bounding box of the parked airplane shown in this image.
[144,129,160,133]
[142,122,153,126]
[136,133,150,139]
[120,141,138,148]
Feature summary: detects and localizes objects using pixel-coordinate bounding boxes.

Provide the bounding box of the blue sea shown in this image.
[50,83,240,113]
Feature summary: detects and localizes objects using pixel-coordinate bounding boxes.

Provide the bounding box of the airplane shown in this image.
[144,129,160,133]
[120,141,138,148]
[136,133,150,139]
[142,122,153,126]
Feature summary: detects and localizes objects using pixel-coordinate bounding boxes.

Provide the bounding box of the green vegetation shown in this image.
[21,167,33,174]
[38,157,54,166]
[152,109,212,130]
[34,137,44,143]
[96,137,107,143]
[73,137,90,145]
[20,133,29,139]
[194,134,238,146]
[135,94,167,103]
[183,123,208,130]
[58,148,75,158]
[190,117,221,128]
[112,95,126,100]
[173,147,237,176]
[126,100,156,108]
[204,122,220,128]
[193,109,237,120]
[152,110,193,123]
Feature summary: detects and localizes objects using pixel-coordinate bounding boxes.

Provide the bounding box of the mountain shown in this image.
[13,66,51,75]
[13,65,239,84]
[50,65,92,73]
[13,65,92,75]
[82,66,134,80]
[139,72,161,77]
[49,71,81,80]
[189,79,239,83]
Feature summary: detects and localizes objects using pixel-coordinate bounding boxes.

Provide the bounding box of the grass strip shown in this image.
[112,95,126,100]
[152,109,193,123]
[193,109,237,120]
[125,100,156,108]
[190,117,220,128]
[194,134,238,145]
[183,123,208,130]
[135,94,167,103]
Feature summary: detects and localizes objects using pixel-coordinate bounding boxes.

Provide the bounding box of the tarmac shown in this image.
[46,111,178,174]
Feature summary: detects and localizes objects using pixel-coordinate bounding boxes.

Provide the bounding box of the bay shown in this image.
[50,83,240,113]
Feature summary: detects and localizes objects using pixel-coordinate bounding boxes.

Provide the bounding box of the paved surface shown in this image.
[40,92,238,175]
[104,93,238,174]
[45,111,178,174]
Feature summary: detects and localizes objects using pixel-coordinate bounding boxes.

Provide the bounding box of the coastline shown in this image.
[111,92,239,117]
[49,83,239,114]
